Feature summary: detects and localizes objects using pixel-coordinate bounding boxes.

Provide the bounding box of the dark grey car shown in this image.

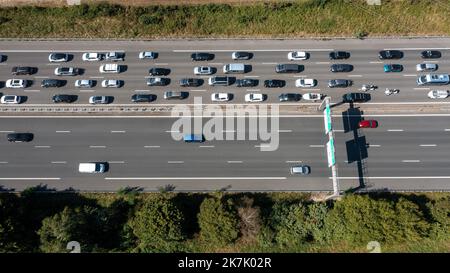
[328,79,352,88]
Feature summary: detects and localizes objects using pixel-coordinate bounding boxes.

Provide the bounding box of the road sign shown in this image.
[323,104,332,134]
[327,138,336,167]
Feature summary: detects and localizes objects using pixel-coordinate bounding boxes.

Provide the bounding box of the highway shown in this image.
[0,115,449,192]
[0,38,449,105]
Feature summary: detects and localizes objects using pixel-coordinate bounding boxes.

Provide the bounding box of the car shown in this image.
[295,78,317,88]
[149,67,170,76]
[329,51,350,60]
[290,165,311,175]
[302,93,324,101]
[278,93,301,102]
[245,93,265,102]
[231,51,252,60]
[48,53,69,62]
[179,78,203,87]
[235,79,258,87]
[383,64,403,73]
[101,79,122,88]
[378,50,403,60]
[427,90,449,99]
[139,51,157,59]
[191,52,214,61]
[99,64,120,73]
[52,94,77,103]
[146,77,170,86]
[275,64,302,73]
[342,92,371,103]
[358,120,378,128]
[164,91,189,100]
[416,63,438,72]
[41,79,65,88]
[288,51,309,60]
[11,66,36,75]
[54,67,78,76]
[328,79,352,88]
[89,96,110,104]
[264,79,285,88]
[79,162,107,173]
[421,50,441,59]
[82,52,102,61]
[1,95,21,104]
[75,79,94,88]
[211,93,232,102]
[6,79,27,88]
[131,94,155,103]
[194,66,214,75]
[105,51,124,61]
[7,133,33,142]
[330,64,353,72]
[417,74,450,85]
[184,134,204,143]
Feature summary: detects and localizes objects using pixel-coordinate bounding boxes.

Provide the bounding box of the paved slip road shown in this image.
[0,115,449,192]
[0,38,449,106]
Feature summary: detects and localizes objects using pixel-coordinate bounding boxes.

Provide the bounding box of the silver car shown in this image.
[89,96,109,104]
[416,63,438,72]
[290,165,311,175]
[75,79,94,88]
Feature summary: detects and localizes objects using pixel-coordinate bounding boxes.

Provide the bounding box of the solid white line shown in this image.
[336,176,450,180]
[199,145,215,148]
[227,161,243,163]
[106,177,287,180]
[56,130,71,133]
[174,49,334,52]
[51,161,66,164]
[1,50,125,52]
[0,178,61,180]
[402,160,421,163]
[388,129,404,132]
[89,145,106,148]
[144,145,160,148]
[222,130,236,133]
[35,146,51,148]
[383,48,450,50]
[420,144,437,147]
[109,161,125,164]
[254,145,270,148]
[168,161,184,164]
[310,145,324,147]
[111,130,126,133]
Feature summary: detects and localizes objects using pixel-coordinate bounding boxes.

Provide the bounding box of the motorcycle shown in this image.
[361,84,377,92]
[385,88,400,96]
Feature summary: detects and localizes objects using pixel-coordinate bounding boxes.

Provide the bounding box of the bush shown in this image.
[269,202,309,247]
[0,194,25,252]
[138,14,162,25]
[427,196,450,240]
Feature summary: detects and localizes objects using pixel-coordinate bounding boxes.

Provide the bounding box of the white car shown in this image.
[54,67,77,76]
[6,79,27,88]
[1,95,21,104]
[82,52,102,61]
[211,93,232,102]
[416,63,438,72]
[288,51,308,60]
[194,66,213,75]
[99,64,120,73]
[75,79,94,88]
[101,79,121,88]
[245,93,265,102]
[48,53,69,63]
[139,51,157,59]
[295,78,317,88]
[427,90,449,99]
[89,96,109,104]
[302,93,324,101]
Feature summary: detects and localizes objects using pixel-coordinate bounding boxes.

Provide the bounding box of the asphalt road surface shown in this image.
[0,115,449,192]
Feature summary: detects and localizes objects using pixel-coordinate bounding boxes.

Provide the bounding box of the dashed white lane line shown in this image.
[227,161,243,163]
[369,144,381,147]
[278,129,293,133]
[348,75,363,77]
[309,145,325,148]
[134,89,151,92]
[285,160,302,163]
[24,90,40,92]
[402,160,421,163]
[35,146,51,148]
[89,76,104,79]
[111,130,126,133]
[261,62,277,65]
[190,89,206,92]
[155,63,169,65]
[51,161,67,164]
[165,130,179,133]
[56,130,71,133]
[168,161,184,164]
[0,161,8,164]
[246,89,260,92]
[46,63,60,66]
[334,129,344,132]
[0,131,14,133]
[110,161,125,164]
[144,145,160,148]
[369,61,383,64]
[388,129,404,132]
[414,88,430,90]
[79,90,95,92]
[315,62,330,64]
[89,145,106,148]
[174,49,334,52]
[403,74,417,77]
[34,76,49,79]
[199,145,215,148]
[0,177,61,180]
[420,144,437,147]
[445,129,450,131]
[302,88,320,91]
[244,75,260,78]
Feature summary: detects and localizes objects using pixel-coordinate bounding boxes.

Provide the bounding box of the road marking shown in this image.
[278,129,292,133]
[0,161,8,164]
[0,131,14,133]
[0,177,61,180]
[79,90,95,92]
[208,63,223,65]
[316,61,331,64]
[199,145,215,148]
[413,88,430,90]
[293,75,307,77]
[333,129,344,132]
[369,61,383,64]
[420,144,437,147]
[388,129,404,132]
[336,176,450,180]
[35,146,51,148]
[110,161,125,164]
[246,89,260,92]
[222,130,236,133]
[106,177,287,180]
[309,145,324,147]
[144,145,160,148]
[155,63,169,65]
[402,160,421,163]
[165,130,179,133]
[89,76,104,79]
[168,161,184,164]
[348,75,362,77]
[134,90,151,92]
[227,161,243,163]
[403,74,417,77]
[445,129,450,131]
[383,47,450,50]
[285,160,302,163]
[51,161,67,164]
[34,76,49,79]
[254,145,271,148]
[244,75,260,78]
[189,89,206,92]
[173,49,334,52]
[1,50,125,52]
[111,130,126,133]
[261,62,277,65]
[56,130,71,133]
[369,144,381,147]
[302,88,320,91]
[89,145,106,148]
[24,90,40,92]
[46,63,60,66]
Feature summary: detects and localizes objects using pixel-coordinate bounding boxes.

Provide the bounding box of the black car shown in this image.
[342,92,371,103]
[11,66,36,75]
[275,64,302,73]
[279,93,301,102]
[235,79,258,87]
[378,50,403,60]
[131,94,156,103]
[146,77,170,86]
[7,133,34,142]
[191,52,214,61]
[41,79,66,88]
[330,64,353,72]
[149,68,171,76]
[179,78,203,87]
[52,94,77,103]
[264,80,285,88]
[329,51,350,60]
[328,79,352,88]
[420,50,441,59]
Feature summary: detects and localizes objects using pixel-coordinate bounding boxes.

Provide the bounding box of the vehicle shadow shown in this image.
[244,65,252,73]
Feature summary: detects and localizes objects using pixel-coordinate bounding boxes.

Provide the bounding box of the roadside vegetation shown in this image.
[1,188,449,253]
[0,0,449,38]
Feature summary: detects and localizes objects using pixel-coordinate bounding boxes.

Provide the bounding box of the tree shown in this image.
[236,197,262,243]
[0,194,25,252]
[427,196,450,240]
[198,197,239,246]
[128,196,185,252]
[269,202,308,247]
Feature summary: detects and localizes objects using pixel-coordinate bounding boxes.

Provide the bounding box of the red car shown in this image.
[358,120,378,128]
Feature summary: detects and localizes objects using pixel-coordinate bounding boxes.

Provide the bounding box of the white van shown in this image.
[99,64,120,73]
[78,162,106,173]
[416,74,449,85]
[223,63,245,74]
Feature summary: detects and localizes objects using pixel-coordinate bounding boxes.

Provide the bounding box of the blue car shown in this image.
[383,64,403,72]
[183,134,204,143]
